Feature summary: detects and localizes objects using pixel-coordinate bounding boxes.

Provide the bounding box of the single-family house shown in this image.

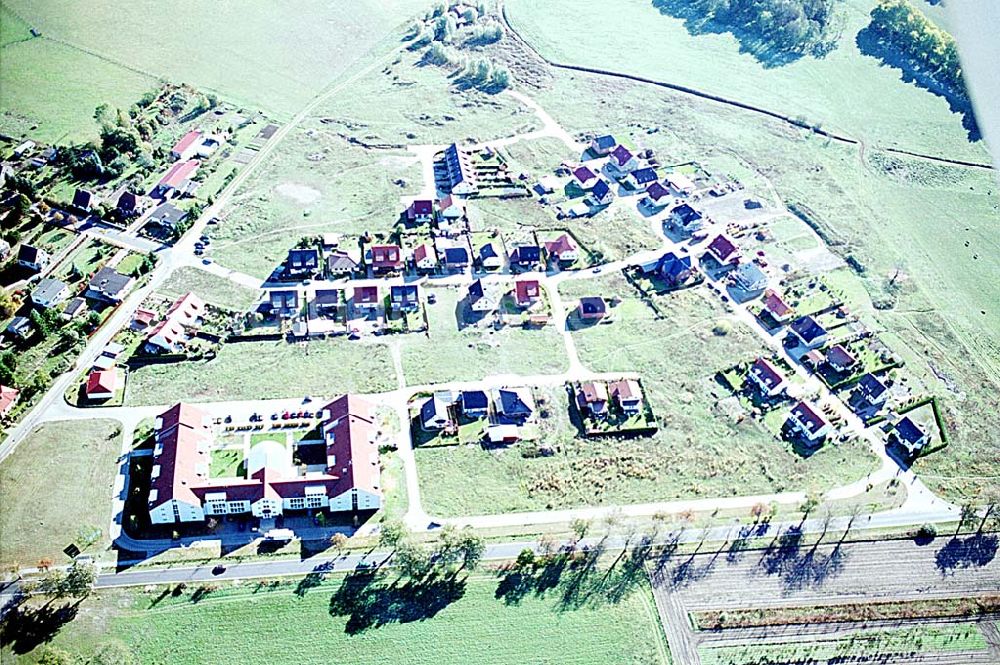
[369,244,403,274]
[493,387,535,425]
[85,368,119,401]
[460,390,489,418]
[665,172,696,196]
[652,252,695,287]
[544,234,579,264]
[31,278,70,309]
[761,289,794,324]
[467,279,502,313]
[86,267,134,303]
[195,135,222,158]
[313,289,341,312]
[509,245,541,271]
[153,159,200,198]
[390,284,420,312]
[514,279,541,307]
[6,316,32,340]
[269,289,300,314]
[321,233,340,250]
[609,379,643,414]
[572,165,599,190]
[577,381,609,417]
[578,296,607,320]
[146,317,189,353]
[788,316,828,349]
[642,182,671,210]
[412,243,438,273]
[17,244,50,272]
[440,144,478,196]
[670,203,705,233]
[406,199,434,225]
[13,140,35,158]
[855,374,889,407]
[589,178,614,206]
[420,395,452,430]
[132,307,156,330]
[607,145,638,173]
[442,245,470,271]
[326,250,358,277]
[590,135,616,156]
[0,385,19,418]
[478,242,503,271]
[171,131,203,161]
[787,401,831,443]
[286,248,320,277]
[438,194,464,221]
[890,417,929,455]
[626,167,658,189]
[705,234,740,267]
[732,261,768,294]
[117,190,143,218]
[352,285,380,311]
[62,297,89,321]
[72,188,96,212]
[825,344,857,373]
[747,358,786,398]
[147,202,188,230]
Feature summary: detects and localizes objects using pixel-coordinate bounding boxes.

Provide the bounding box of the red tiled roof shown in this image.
[85,369,118,396]
[172,130,202,155]
[408,199,433,217]
[354,285,379,304]
[371,244,402,267]
[544,234,577,256]
[645,182,670,201]
[515,279,540,305]
[322,395,380,496]
[413,244,431,263]
[790,401,828,435]
[609,379,642,402]
[707,234,739,263]
[573,166,597,184]
[158,159,200,189]
[749,358,784,391]
[150,403,213,509]
[825,344,857,368]
[0,385,19,415]
[609,144,633,167]
[579,381,608,403]
[762,289,793,319]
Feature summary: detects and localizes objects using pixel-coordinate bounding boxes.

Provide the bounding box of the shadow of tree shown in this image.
[754,526,849,591]
[935,534,998,573]
[0,601,81,654]
[855,25,980,141]
[328,568,467,634]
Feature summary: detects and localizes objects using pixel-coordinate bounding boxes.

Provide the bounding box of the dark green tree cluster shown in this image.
[869,0,964,95]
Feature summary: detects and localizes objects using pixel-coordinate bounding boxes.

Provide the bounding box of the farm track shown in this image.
[498,0,995,172]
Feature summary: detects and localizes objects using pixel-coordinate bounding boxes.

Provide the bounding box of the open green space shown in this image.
[502,136,578,178]
[125,338,395,406]
[53,238,113,281]
[505,0,987,161]
[209,448,245,479]
[399,287,568,385]
[0,419,121,568]
[157,266,260,312]
[9,571,669,665]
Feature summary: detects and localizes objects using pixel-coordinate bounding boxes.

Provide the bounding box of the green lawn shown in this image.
[502,136,579,179]
[0,4,31,46]
[157,266,260,312]
[399,287,568,386]
[53,238,113,281]
[0,419,121,568]
[505,0,987,162]
[125,338,396,406]
[10,570,669,665]
[209,448,245,479]
[114,252,146,277]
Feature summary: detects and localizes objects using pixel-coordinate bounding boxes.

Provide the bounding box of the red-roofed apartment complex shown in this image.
[148,396,381,525]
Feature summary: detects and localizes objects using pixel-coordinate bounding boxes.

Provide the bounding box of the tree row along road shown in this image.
[497,0,995,171]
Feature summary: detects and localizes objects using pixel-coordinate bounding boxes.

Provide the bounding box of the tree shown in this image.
[457,530,485,571]
[329,532,349,552]
[88,640,139,665]
[800,491,822,518]
[61,561,97,598]
[36,647,73,665]
[570,518,591,541]
[378,519,406,549]
[394,541,433,579]
[958,503,978,534]
[36,568,68,599]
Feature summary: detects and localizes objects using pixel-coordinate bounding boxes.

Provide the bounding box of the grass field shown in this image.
[398,286,568,385]
[125,338,396,406]
[0,419,121,568]
[9,572,670,665]
[157,266,260,311]
[505,0,987,162]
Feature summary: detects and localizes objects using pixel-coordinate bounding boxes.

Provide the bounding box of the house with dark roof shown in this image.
[642,182,671,210]
[669,203,704,232]
[747,358,786,397]
[705,234,740,266]
[442,245,470,270]
[467,279,502,313]
[509,245,541,270]
[406,199,434,224]
[286,248,320,277]
[17,244,50,272]
[787,401,831,443]
[312,289,341,312]
[117,190,143,217]
[86,267,134,303]
[788,316,828,349]
[326,250,358,277]
[854,374,889,407]
[890,417,929,455]
[477,242,503,271]
[626,167,658,189]
[761,289,794,324]
[572,165,599,190]
[439,144,478,196]
[420,395,452,430]
[650,252,694,287]
[577,296,607,320]
[588,178,613,206]
[590,135,616,156]
[577,381,609,418]
[269,289,299,314]
[352,285,380,311]
[607,145,638,173]
[147,202,188,230]
[390,284,420,312]
[460,390,489,418]
[5,316,32,340]
[61,297,89,321]
[824,344,857,373]
[31,278,70,309]
[72,188,96,212]
[492,387,535,425]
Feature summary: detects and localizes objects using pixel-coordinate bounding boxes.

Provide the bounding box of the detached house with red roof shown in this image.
[153,159,200,198]
[786,401,832,444]
[406,199,434,225]
[747,358,786,398]
[544,234,579,264]
[0,385,19,418]
[368,244,403,275]
[171,131,203,161]
[411,243,438,273]
[705,234,740,267]
[514,279,542,307]
[572,165,599,190]
[85,368,120,401]
[761,289,794,324]
[824,344,857,373]
[352,285,380,312]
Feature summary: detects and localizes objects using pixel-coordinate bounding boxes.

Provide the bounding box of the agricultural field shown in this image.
[156,267,260,312]
[398,286,568,386]
[124,338,396,406]
[504,0,988,161]
[0,419,121,569]
[7,572,669,665]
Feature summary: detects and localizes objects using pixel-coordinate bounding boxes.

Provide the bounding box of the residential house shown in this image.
[577,381,609,418]
[788,316,828,349]
[487,424,521,445]
[509,245,541,271]
[390,284,420,313]
[406,199,434,225]
[117,190,143,218]
[153,159,200,198]
[86,267,134,303]
[171,131,203,161]
[16,244,50,272]
[437,194,464,222]
[321,233,340,251]
[420,395,452,430]
[0,385,19,418]
[669,203,704,233]
[146,318,189,354]
[544,234,579,264]
[195,134,222,158]
[572,165,599,190]
[642,182,671,210]
[132,307,156,330]
[626,167,658,189]
[326,250,358,277]
[492,387,535,425]
[854,374,889,408]
[411,243,438,273]
[589,178,614,206]
[665,172,696,196]
[31,278,70,309]
[590,135,616,156]
[825,344,857,373]
[747,358,786,398]
[6,316,32,340]
[85,368,119,401]
[609,379,643,415]
[467,279,502,313]
[62,297,89,321]
[442,245,470,271]
[890,417,929,456]
[269,289,300,315]
[460,390,489,418]
[478,242,503,271]
[0,239,9,261]
[705,234,740,267]
[607,145,638,173]
[352,286,380,312]
[577,296,607,321]
[732,261,768,294]
[514,279,541,308]
[147,202,188,230]
[787,401,831,443]
[72,188,96,213]
[651,252,694,287]
[286,248,320,277]
[761,289,794,324]
[13,140,35,157]
[440,144,478,196]
[313,289,341,313]
[369,244,403,275]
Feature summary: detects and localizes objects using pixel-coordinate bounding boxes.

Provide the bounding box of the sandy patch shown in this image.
[275,182,321,204]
